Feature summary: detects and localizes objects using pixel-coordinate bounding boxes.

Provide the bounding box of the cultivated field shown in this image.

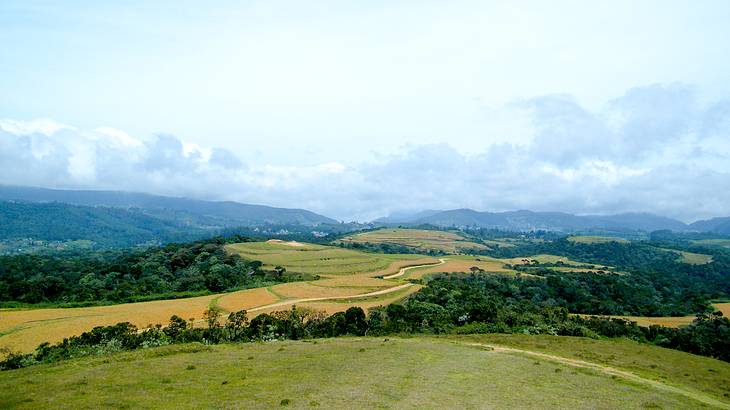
[653,247,714,265]
[0,242,441,353]
[402,255,514,280]
[568,235,629,244]
[337,228,491,253]
[691,239,730,249]
[0,240,626,354]
[598,302,730,328]
[2,335,728,409]
[225,240,432,276]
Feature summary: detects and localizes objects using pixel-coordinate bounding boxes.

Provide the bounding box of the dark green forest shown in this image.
[0,236,315,306]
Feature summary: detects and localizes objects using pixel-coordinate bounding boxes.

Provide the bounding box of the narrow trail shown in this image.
[248,283,415,312]
[461,342,730,409]
[382,258,446,279]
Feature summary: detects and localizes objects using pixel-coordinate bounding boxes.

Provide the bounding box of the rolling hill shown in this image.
[690,217,730,235]
[0,185,337,227]
[378,208,698,233]
[2,335,728,409]
[0,201,209,248]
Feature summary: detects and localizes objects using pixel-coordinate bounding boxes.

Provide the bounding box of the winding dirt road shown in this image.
[248,283,416,312]
[382,258,446,279]
[247,259,447,313]
[462,342,730,409]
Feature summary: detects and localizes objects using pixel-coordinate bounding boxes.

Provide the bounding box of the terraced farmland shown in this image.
[337,228,492,253]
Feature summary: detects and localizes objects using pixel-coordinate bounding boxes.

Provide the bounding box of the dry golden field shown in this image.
[583,302,730,328]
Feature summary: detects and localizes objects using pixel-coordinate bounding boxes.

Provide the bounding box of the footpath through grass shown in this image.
[2,335,729,409]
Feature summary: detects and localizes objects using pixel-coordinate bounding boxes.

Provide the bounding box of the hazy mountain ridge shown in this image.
[378,208,722,233]
[689,217,730,235]
[0,186,337,227]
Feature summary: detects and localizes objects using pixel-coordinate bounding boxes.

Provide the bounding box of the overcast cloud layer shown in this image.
[2,3,730,221]
[2,83,729,222]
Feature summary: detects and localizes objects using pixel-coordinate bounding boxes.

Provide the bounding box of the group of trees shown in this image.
[0,236,314,305]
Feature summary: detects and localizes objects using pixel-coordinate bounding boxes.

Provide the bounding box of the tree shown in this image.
[225,310,249,341]
[164,315,189,341]
[203,308,223,342]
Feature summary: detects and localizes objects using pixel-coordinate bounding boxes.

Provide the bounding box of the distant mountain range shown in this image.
[0,185,337,228]
[1,186,729,252]
[376,209,730,235]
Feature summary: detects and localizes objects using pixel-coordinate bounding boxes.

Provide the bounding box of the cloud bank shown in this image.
[1,84,729,222]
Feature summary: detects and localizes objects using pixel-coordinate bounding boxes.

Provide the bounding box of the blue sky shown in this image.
[1,1,730,220]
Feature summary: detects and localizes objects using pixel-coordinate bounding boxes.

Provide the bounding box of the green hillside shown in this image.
[2,335,728,409]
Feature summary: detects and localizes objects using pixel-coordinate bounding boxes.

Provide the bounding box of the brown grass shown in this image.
[214,287,280,313]
[0,294,219,353]
[582,303,730,328]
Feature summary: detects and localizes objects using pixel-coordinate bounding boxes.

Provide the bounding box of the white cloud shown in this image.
[0,118,75,137]
[1,84,729,222]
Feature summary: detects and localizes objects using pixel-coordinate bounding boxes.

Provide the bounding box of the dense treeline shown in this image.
[481,238,730,314]
[0,236,313,306]
[0,201,209,248]
[337,240,448,256]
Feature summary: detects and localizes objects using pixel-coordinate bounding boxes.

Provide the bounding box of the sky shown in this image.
[1,1,730,222]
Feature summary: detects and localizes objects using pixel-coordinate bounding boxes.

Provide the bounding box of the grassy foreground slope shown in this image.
[2,335,729,409]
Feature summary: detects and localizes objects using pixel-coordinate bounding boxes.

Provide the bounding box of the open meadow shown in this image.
[2,335,728,409]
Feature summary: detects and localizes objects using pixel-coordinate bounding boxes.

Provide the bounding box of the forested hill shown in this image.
[378,208,730,234]
[0,201,208,248]
[0,185,337,227]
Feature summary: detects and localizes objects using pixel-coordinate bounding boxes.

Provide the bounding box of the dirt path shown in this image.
[247,283,415,312]
[462,342,729,409]
[382,258,446,279]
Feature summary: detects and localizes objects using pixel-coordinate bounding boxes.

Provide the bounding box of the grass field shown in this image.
[656,247,714,264]
[225,240,432,276]
[568,235,630,244]
[2,335,728,409]
[337,228,491,253]
[691,239,730,249]
[403,255,515,280]
[0,242,440,354]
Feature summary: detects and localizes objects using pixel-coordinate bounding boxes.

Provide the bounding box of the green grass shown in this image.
[655,248,713,264]
[337,228,489,253]
[452,334,730,405]
[3,336,728,409]
[226,241,428,276]
[567,236,630,244]
[691,239,730,249]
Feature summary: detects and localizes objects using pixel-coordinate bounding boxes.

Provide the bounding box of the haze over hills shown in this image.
[0,185,337,227]
[2,185,730,253]
[377,208,730,235]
